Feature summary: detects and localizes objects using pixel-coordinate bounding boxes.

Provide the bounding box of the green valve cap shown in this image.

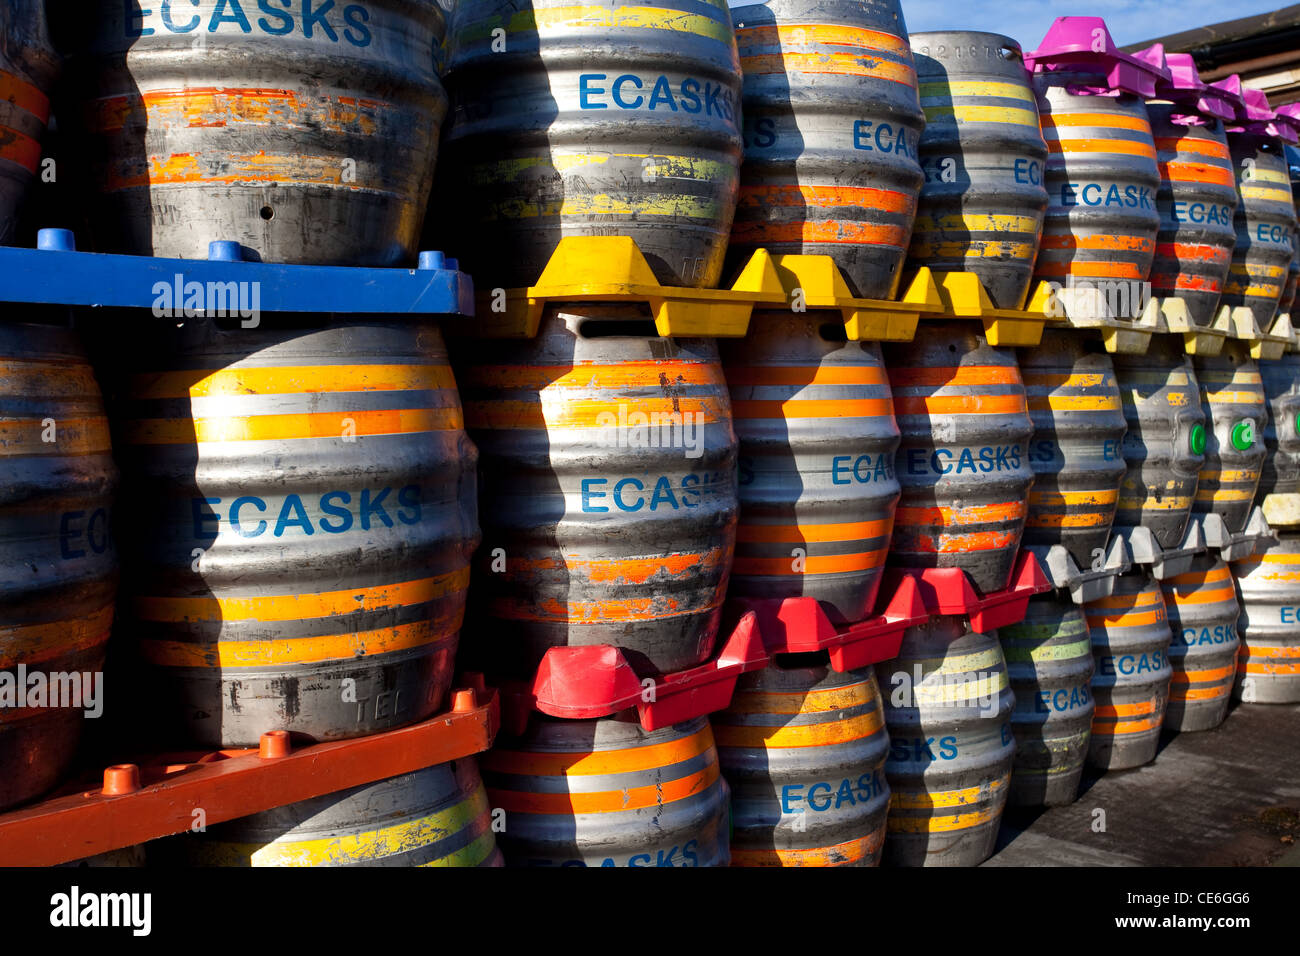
[1190,422,1206,455]
[1294,411,1300,435]
[1232,420,1256,451]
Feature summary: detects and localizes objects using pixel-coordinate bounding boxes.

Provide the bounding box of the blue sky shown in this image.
[900,0,1288,50]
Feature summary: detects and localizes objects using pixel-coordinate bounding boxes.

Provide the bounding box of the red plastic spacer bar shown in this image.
[495,611,770,733]
[884,550,1051,633]
[727,574,929,673]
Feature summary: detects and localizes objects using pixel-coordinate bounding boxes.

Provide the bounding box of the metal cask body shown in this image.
[713,657,890,866]
[0,322,117,811]
[1018,330,1128,565]
[727,0,924,299]
[884,326,1035,593]
[456,306,738,676]
[1032,74,1161,301]
[1084,572,1173,770]
[438,0,743,288]
[1160,555,1240,732]
[1193,343,1267,533]
[998,595,1094,807]
[907,31,1048,310]
[114,320,479,747]
[1279,246,1299,317]
[1223,133,1296,327]
[183,759,502,866]
[482,715,731,867]
[1257,353,1300,498]
[1233,536,1300,703]
[0,1,57,242]
[1147,105,1238,326]
[877,617,1015,866]
[1110,340,1206,546]
[722,317,899,624]
[75,1,448,265]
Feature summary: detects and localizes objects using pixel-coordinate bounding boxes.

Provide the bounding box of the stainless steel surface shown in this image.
[722,316,899,624]
[998,594,1094,807]
[715,657,890,866]
[455,305,738,677]
[113,319,479,747]
[877,616,1015,866]
[73,0,447,264]
[437,0,743,288]
[1111,339,1206,546]
[907,31,1047,309]
[884,325,1035,593]
[482,714,731,867]
[0,320,117,811]
[727,0,924,298]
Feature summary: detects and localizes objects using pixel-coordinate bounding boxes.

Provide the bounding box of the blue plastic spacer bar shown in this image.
[37,228,76,252]
[0,237,476,317]
[208,240,243,262]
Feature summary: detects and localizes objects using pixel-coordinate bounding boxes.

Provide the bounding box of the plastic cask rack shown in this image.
[1025,18,1168,99]
[752,254,943,341]
[0,682,499,867]
[726,574,929,673]
[1047,289,1166,354]
[1112,523,1206,580]
[459,235,944,340]
[495,611,769,734]
[1226,306,1298,360]
[880,550,1051,632]
[0,228,475,316]
[919,272,1060,347]
[1156,298,1233,355]
[1024,537,1131,604]
[1186,508,1276,562]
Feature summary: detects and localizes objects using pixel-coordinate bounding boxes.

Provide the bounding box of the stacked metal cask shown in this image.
[0,1,501,866]
[863,30,1049,866]
[1227,96,1300,712]
[982,20,1161,808]
[439,0,748,867]
[0,3,118,815]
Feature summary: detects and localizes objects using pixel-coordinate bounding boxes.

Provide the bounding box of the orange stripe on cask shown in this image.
[739,53,915,86]
[1046,138,1157,159]
[0,69,51,121]
[736,517,892,544]
[481,727,714,778]
[730,398,893,419]
[457,361,725,391]
[732,547,889,576]
[1040,113,1151,133]
[1159,161,1234,187]
[893,394,1027,415]
[894,501,1025,526]
[737,184,915,214]
[490,765,720,814]
[133,571,468,623]
[125,407,463,444]
[729,831,882,867]
[729,220,911,246]
[736,24,912,58]
[1154,136,1231,159]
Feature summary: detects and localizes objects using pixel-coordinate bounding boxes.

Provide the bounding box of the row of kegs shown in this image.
[7,299,1300,866]
[2,1,1298,327]
[2,2,1299,869]
[60,534,1300,868]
